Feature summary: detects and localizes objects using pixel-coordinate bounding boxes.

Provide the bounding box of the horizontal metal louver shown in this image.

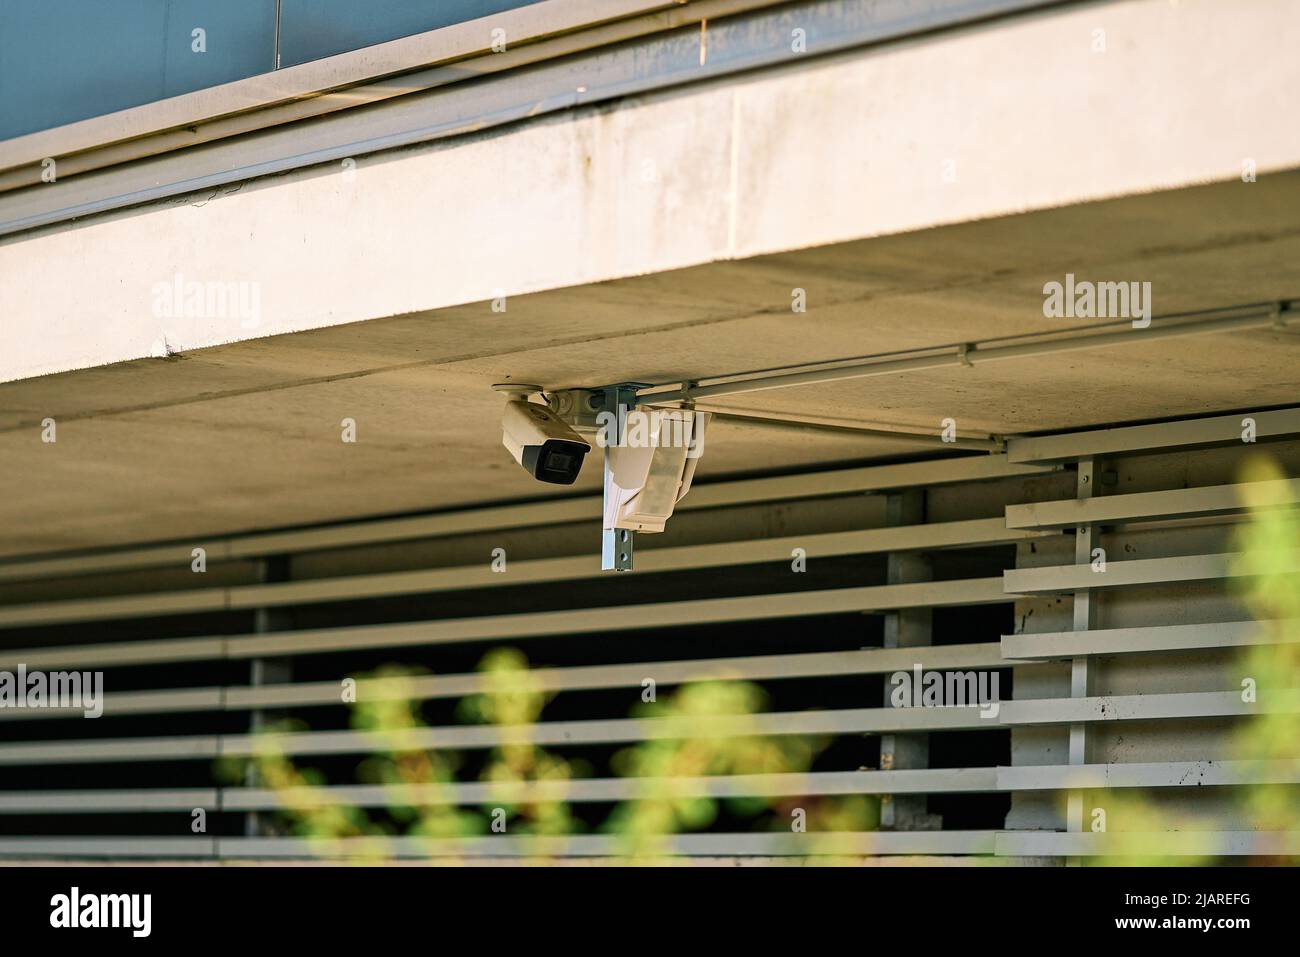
[1,407,1297,862]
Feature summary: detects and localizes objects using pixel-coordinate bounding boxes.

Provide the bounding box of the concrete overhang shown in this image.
[1,0,1298,559]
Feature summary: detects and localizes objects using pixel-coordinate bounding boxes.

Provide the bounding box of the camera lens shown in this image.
[523,440,588,484]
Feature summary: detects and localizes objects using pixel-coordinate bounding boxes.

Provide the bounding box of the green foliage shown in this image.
[1094,453,1300,864]
[232,651,872,862]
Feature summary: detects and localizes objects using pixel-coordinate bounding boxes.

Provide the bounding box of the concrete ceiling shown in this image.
[2,172,1299,560]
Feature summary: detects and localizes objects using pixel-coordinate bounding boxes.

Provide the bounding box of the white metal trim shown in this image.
[1007,406,1300,463]
[1006,479,1300,530]
[0,577,1012,671]
[1002,619,1295,659]
[1000,690,1300,725]
[0,705,994,764]
[0,641,1015,720]
[1003,552,1298,594]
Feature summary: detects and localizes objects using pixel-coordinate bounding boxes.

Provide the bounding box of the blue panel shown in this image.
[278,0,542,67]
[161,0,278,98]
[0,0,275,141]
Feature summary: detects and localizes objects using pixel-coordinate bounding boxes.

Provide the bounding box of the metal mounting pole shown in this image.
[601,385,639,571]
[636,301,1293,405]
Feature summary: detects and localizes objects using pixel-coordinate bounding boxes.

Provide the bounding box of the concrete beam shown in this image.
[3,0,1299,383]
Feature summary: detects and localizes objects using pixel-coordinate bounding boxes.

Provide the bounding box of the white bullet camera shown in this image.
[495,385,591,485]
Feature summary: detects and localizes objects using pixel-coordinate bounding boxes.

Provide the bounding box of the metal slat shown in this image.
[8,757,1297,813]
[220,641,1008,710]
[220,831,1001,857]
[0,641,1014,721]
[257,766,1002,806]
[0,736,222,764]
[0,589,230,627]
[1002,619,1298,659]
[0,502,600,584]
[1000,690,1300,725]
[0,687,223,721]
[995,830,1300,857]
[0,456,1054,584]
[0,832,1000,859]
[0,520,1037,628]
[0,543,236,585]
[1005,479,1300,529]
[0,838,217,858]
[0,769,1001,813]
[0,577,1012,671]
[1006,406,1300,463]
[218,641,1010,712]
[1002,552,1300,594]
[0,705,994,765]
[0,789,216,813]
[6,641,1012,720]
[0,637,229,670]
[998,759,1300,790]
[10,830,1294,859]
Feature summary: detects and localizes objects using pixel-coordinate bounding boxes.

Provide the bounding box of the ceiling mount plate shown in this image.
[491,383,544,401]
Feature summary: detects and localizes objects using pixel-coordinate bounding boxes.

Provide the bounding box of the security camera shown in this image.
[494,385,591,485]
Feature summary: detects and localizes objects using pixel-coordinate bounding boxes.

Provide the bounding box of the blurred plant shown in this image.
[1085,792,1219,867]
[457,647,585,847]
[1093,453,1300,864]
[225,653,879,863]
[242,720,389,861]
[218,666,484,862]
[602,680,868,861]
[351,666,485,856]
[1229,454,1300,847]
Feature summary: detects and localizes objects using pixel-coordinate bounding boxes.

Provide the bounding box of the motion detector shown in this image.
[494,384,591,485]
[603,408,709,533]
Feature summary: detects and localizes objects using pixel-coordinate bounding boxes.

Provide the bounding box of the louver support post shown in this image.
[601,385,639,572]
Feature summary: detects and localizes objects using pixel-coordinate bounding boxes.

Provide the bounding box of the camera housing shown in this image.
[498,391,591,485]
[603,408,709,532]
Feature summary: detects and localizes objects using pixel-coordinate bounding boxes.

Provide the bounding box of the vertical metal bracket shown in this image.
[879,489,941,831]
[1066,456,1097,853]
[603,525,634,572]
[246,555,292,837]
[601,384,640,571]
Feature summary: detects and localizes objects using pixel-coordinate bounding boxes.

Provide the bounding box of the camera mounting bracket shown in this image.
[599,383,645,572]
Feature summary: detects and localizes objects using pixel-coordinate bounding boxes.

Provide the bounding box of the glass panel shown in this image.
[0,0,544,141]
[278,0,542,67]
[162,0,278,97]
[0,0,275,141]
